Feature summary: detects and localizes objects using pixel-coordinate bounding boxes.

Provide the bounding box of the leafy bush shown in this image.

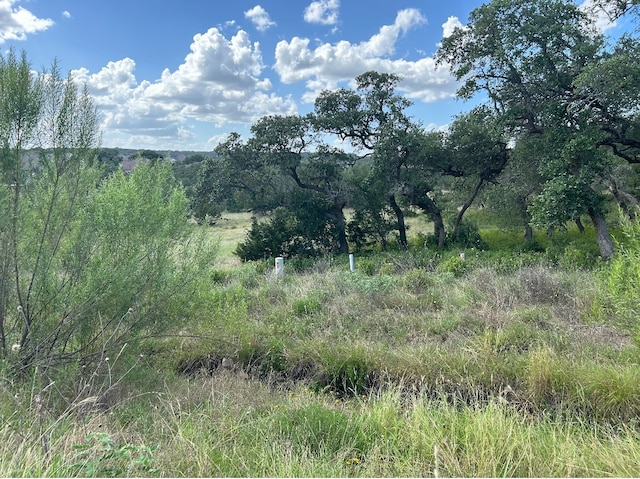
[292,295,323,317]
[235,206,340,261]
[437,255,469,278]
[401,268,438,293]
[447,219,487,249]
[68,432,159,477]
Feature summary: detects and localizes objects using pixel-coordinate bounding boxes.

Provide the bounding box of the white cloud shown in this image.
[70,8,462,150]
[441,16,464,38]
[62,10,71,19]
[304,0,340,25]
[0,0,53,43]
[579,0,617,32]
[244,5,276,32]
[275,8,456,104]
[73,28,296,149]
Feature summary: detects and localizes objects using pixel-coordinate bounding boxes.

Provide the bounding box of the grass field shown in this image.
[2,212,639,477]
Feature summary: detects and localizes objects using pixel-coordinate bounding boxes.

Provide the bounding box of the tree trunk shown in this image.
[574,217,585,234]
[524,224,533,243]
[411,195,446,248]
[588,207,615,260]
[326,206,349,254]
[608,176,640,220]
[453,177,484,240]
[389,194,407,250]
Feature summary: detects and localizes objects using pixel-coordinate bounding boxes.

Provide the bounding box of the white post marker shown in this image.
[349,253,355,272]
[275,256,284,278]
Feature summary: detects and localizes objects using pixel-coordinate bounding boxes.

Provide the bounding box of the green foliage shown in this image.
[71,162,190,345]
[601,215,640,332]
[235,209,299,261]
[69,432,159,477]
[437,255,469,278]
[355,257,377,276]
[172,155,207,201]
[401,268,437,292]
[96,149,123,179]
[0,73,203,374]
[235,201,341,261]
[292,295,323,317]
[447,219,487,249]
[345,272,395,295]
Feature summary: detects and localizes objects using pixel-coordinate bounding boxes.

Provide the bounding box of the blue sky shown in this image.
[0,0,628,152]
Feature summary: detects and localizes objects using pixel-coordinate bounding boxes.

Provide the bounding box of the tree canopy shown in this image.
[191,0,640,260]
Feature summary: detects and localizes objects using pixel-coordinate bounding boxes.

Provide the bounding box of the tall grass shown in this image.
[1,217,639,476]
[3,372,640,477]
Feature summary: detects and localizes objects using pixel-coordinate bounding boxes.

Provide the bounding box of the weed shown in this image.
[68,432,159,477]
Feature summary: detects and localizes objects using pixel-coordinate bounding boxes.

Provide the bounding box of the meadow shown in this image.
[1,212,640,477]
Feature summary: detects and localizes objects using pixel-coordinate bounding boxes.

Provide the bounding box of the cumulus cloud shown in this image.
[303,0,340,25]
[244,5,276,32]
[441,16,464,38]
[62,10,71,19]
[0,0,53,43]
[70,7,461,150]
[275,8,456,104]
[73,28,296,149]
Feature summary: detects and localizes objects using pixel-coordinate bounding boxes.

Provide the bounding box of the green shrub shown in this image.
[67,432,159,477]
[437,255,469,278]
[357,257,377,276]
[447,219,487,249]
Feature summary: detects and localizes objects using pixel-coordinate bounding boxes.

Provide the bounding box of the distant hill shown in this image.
[102,148,215,163]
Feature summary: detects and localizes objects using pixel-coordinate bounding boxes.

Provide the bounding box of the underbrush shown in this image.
[1,243,639,476]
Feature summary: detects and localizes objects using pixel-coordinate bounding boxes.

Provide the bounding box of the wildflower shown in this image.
[11,343,20,352]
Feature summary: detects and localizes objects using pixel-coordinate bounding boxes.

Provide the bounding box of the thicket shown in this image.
[0,50,216,405]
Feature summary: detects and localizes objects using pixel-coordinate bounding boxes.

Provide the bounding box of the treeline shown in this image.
[191,0,640,261]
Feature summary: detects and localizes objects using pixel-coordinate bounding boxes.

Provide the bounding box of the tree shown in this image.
[586,0,639,21]
[444,106,509,241]
[0,51,198,379]
[572,35,640,165]
[97,148,122,179]
[194,132,285,222]
[314,71,421,248]
[0,49,43,357]
[249,114,353,254]
[129,149,163,163]
[172,154,209,207]
[484,134,548,242]
[346,163,397,251]
[372,121,450,248]
[436,0,618,258]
